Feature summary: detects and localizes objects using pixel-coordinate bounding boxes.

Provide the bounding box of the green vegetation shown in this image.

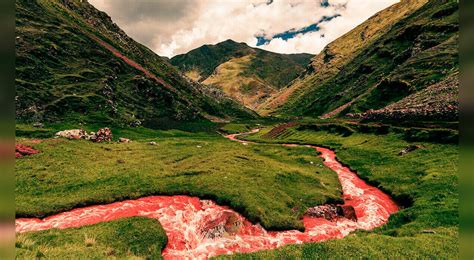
[170,39,312,88]
[16,0,254,126]
[228,122,459,258]
[16,217,168,259]
[275,0,458,119]
[222,231,457,258]
[170,39,312,111]
[16,125,341,231]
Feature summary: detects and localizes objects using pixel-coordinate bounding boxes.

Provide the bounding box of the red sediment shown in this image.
[90,35,193,107]
[15,130,398,259]
[16,144,40,159]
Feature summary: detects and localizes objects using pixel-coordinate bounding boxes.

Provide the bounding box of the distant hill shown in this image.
[15,0,256,127]
[262,0,458,122]
[170,40,313,110]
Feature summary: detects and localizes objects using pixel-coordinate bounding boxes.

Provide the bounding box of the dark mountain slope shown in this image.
[269,0,458,122]
[15,0,255,126]
[170,40,313,110]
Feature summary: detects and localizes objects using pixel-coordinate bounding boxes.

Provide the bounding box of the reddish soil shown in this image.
[90,34,197,104]
[16,131,398,259]
[16,144,40,159]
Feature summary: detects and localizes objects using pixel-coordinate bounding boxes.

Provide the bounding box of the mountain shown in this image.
[15,0,256,127]
[262,0,458,122]
[170,40,313,110]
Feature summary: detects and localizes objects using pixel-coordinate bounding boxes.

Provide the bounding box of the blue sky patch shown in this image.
[255,14,341,46]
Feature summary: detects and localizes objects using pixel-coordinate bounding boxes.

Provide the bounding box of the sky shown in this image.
[89,0,399,58]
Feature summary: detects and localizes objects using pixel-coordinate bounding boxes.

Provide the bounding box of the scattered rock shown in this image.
[90,128,113,143]
[306,205,339,221]
[398,144,423,156]
[16,144,40,158]
[33,122,44,128]
[118,137,131,143]
[55,129,89,140]
[56,128,113,143]
[200,211,242,239]
[306,204,357,222]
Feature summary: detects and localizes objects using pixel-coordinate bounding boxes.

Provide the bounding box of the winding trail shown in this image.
[16,130,398,259]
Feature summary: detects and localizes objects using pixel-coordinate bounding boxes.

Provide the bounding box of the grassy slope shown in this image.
[270,0,458,119]
[16,217,167,259]
[170,40,312,111]
[260,0,429,113]
[15,0,254,126]
[170,40,312,88]
[16,127,341,231]
[360,72,459,122]
[202,55,277,109]
[227,123,458,258]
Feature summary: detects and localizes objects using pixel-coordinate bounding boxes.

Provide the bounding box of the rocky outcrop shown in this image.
[55,128,113,143]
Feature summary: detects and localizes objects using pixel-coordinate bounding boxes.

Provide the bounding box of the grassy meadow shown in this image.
[16,124,341,231]
[16,217,167,259]
[227,123,458,258]
[15,121,458,258]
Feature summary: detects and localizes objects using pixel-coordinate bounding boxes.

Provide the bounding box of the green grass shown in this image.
[16,217,167,259]
[279,0,458,118]
[220,230,457,258]
[16,122,458,258]
[16,126,341,231]
[16,0,254,125]
[228,123,458,258]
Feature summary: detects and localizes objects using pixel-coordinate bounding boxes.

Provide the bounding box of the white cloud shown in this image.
[89,0,399,57]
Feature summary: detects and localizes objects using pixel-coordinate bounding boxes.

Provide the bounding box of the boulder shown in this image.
[55,129,89,140]
[306,204,357,222]
[118,137,131,143]
[398,144,423,156]
[33,122,44,128]
[306,205,339,221]
[92,127,113,143]
[338,205,357,221]
[200,211,242,239]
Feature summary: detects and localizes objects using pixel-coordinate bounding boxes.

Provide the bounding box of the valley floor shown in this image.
[15,121,458,258]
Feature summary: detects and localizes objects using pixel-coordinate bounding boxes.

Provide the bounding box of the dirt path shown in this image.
[16,131,398,259]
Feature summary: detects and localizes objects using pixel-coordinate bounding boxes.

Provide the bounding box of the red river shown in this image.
[16,130,398,259]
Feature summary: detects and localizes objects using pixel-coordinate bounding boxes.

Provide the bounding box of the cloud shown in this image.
[89,0,399,57]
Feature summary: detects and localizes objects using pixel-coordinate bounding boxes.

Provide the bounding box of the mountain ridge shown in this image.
[170,39,313,111]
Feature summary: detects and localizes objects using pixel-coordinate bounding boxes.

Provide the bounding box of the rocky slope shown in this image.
[170,40,312,110]
[263,0,458,122]
[354,72,458,122]
[15,0,256,126]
